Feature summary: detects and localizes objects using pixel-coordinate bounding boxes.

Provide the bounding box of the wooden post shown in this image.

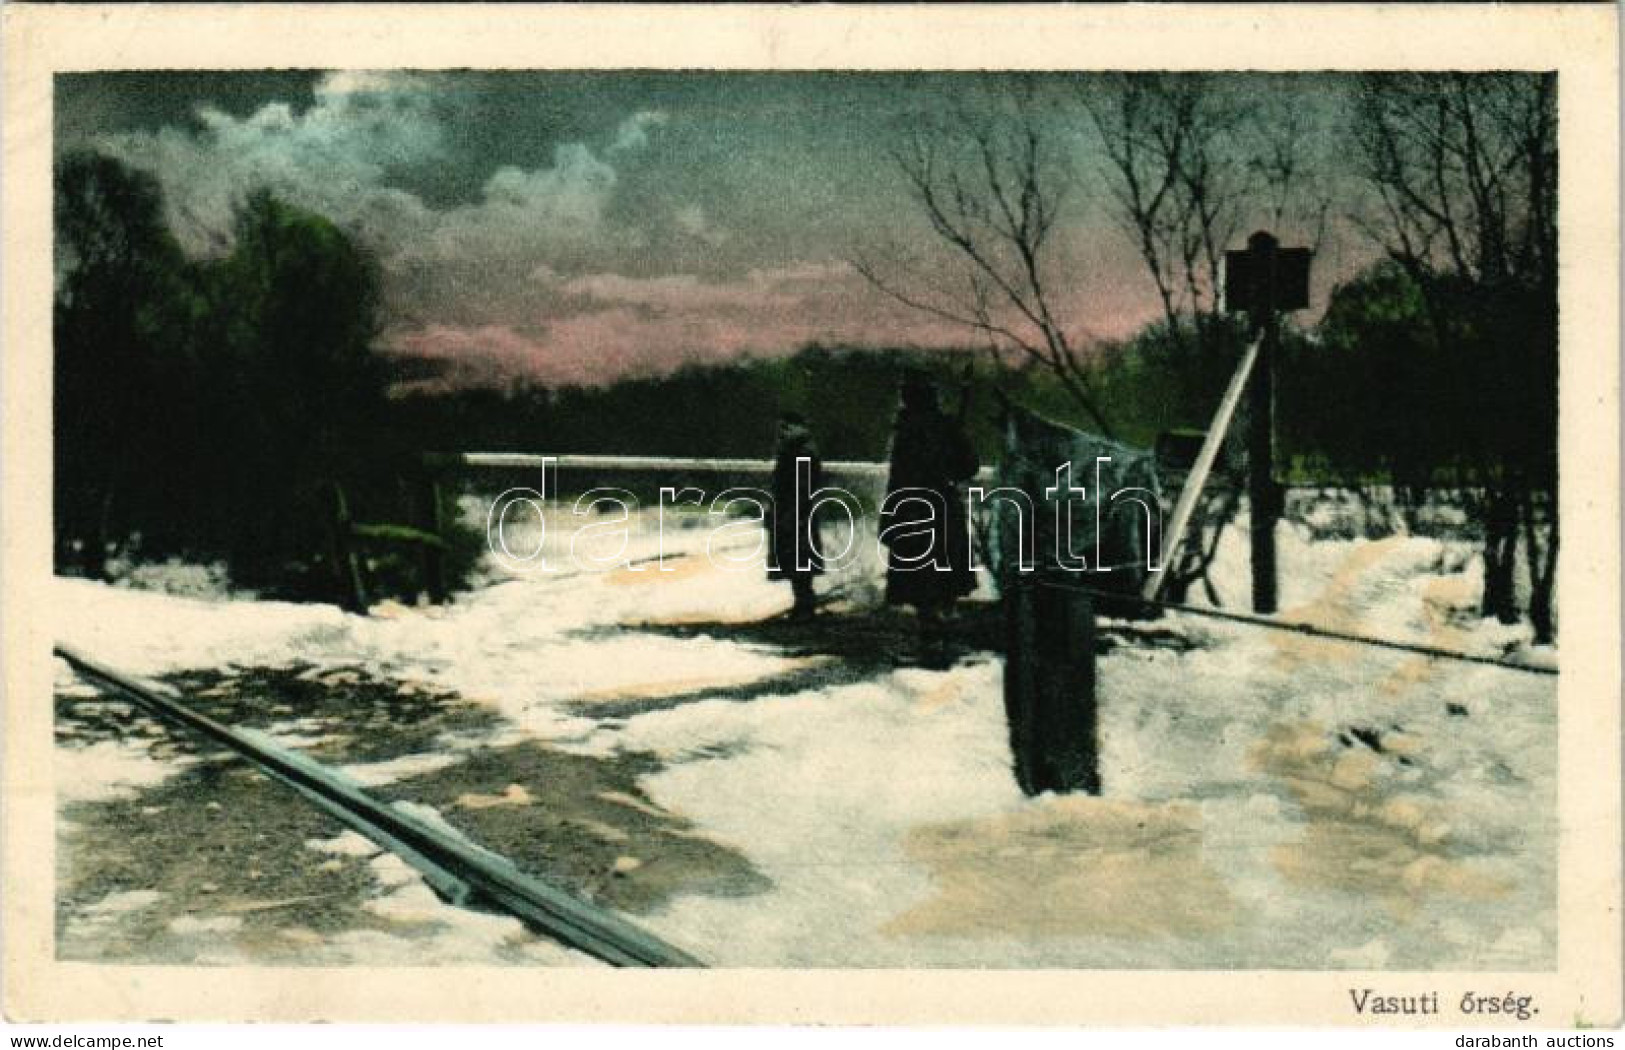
[1227,229,1308,616]
[327,481,370,614]
[1248,291,1280,616]
[414,469,448,604]
[1003,577,1100,796]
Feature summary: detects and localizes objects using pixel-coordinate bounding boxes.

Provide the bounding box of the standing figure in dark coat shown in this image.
[767,411,823,619]
[879,371,979,622]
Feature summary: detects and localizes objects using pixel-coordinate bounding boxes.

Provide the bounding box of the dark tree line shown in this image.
[53,151,463,600]
[1349,73,1557,639]
[391,343,1015,465]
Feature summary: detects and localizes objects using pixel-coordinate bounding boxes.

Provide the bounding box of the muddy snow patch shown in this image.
[887,796,1234,939]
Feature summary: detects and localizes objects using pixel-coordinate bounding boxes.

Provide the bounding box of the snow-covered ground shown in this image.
[53,501,1556,969]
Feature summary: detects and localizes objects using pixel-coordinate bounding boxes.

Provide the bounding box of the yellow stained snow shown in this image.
[1251,540,1507,912]
[596,790,672,819]
[909,678,963,712]
[1376,572,1477,696]
[622,608,778,627]
[455,783,534,810]
[605,555,712,586]
[604,550,787,625]
[1271,540,1480,698]
[885,797,1235,939]
[1250,722,1509,916]
[1270,536,1408,670]
[367,598,446,620]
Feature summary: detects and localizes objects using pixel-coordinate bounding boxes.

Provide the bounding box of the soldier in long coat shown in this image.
[766,411,823,618]
[879,372,979,620]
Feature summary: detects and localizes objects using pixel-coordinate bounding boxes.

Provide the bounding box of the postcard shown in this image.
[3,3,1619,1026]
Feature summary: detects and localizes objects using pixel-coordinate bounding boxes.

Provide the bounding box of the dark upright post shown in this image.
[1227,230,1311,615]
[415,469,448,604]
[327,481,370,614]
[1003,576,1100,796]
[1246,231,1280,615]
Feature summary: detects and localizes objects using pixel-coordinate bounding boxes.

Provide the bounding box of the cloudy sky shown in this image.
[57,70,1361,391]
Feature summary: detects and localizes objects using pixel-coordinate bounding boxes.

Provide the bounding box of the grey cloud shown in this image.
[95,71,663,328]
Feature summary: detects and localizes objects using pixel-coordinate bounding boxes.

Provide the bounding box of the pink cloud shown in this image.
[384,258,1160,395]
[384,324,554,393]
[556,273,783,313]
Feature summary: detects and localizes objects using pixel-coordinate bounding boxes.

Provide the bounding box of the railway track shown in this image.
[53,644,706,968]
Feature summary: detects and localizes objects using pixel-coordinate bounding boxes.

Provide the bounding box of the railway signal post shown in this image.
[1225,230,1311,615]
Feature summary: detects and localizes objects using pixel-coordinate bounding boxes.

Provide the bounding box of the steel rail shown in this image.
[53,644,706,968]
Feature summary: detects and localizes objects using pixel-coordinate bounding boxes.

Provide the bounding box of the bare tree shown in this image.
[1086,73,1332,346]
[1080,75,1336,604]
[852,84,1115,436]
[1354,74,1556,291]
[1249,86,1335,256]
[1085,74,1240,349]
[1351,72,1557,637]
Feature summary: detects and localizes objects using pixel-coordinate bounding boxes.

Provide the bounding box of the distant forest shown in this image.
[391,270,1553,493]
